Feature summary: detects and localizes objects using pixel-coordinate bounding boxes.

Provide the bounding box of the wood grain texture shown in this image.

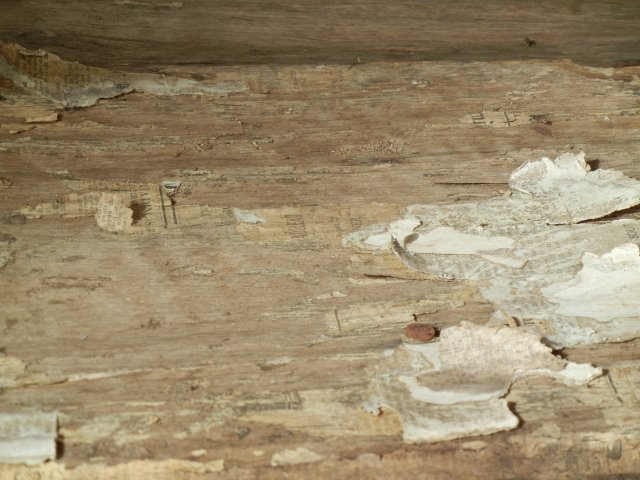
[1,1,639,68]
[1,33,640,480]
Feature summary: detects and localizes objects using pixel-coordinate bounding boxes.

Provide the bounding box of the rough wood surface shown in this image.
[1,34,640,479]
[1,1,640,68]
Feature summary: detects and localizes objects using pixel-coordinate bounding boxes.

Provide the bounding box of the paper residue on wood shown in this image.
[96,192,136,233]
[542,243,640,322]
[0,42,246,108]
[0,412,58,464]
[270,447,326,466]
[233,208,267,224]
[365,323,600,443]
[344,152,640,346]
[18,180,197,234]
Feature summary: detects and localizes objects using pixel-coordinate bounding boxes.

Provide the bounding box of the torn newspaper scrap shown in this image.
[18,180,188,234]
[344,152,640,347]
[364,323,600,443]
[0,412,58,464]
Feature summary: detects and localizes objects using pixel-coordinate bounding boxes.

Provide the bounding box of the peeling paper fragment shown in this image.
[509,152,640,221]
[399,399,517,443]
[346,152,640,346]
[0,42,246,108]
[0,412,58,464]
[365,323,600,443]
[542,243,640,321]
[390,220,640,345]
[405,226,515,254]
[233,208,267,224]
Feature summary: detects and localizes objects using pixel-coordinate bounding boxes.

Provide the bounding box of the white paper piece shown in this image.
[0,412,58,464]
[233,208,267,224]
[365,323,600,443]
[404,225,515,254]
[509,153,640,221]
[345,152,640,346]
[542,244,640,321]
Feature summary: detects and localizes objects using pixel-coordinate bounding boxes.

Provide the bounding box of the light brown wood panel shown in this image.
[1,34,640,480]
[1,1,639,68]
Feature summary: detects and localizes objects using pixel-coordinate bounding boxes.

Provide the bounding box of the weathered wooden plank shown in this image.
[1,1,639,68]
[1,46,640,478]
